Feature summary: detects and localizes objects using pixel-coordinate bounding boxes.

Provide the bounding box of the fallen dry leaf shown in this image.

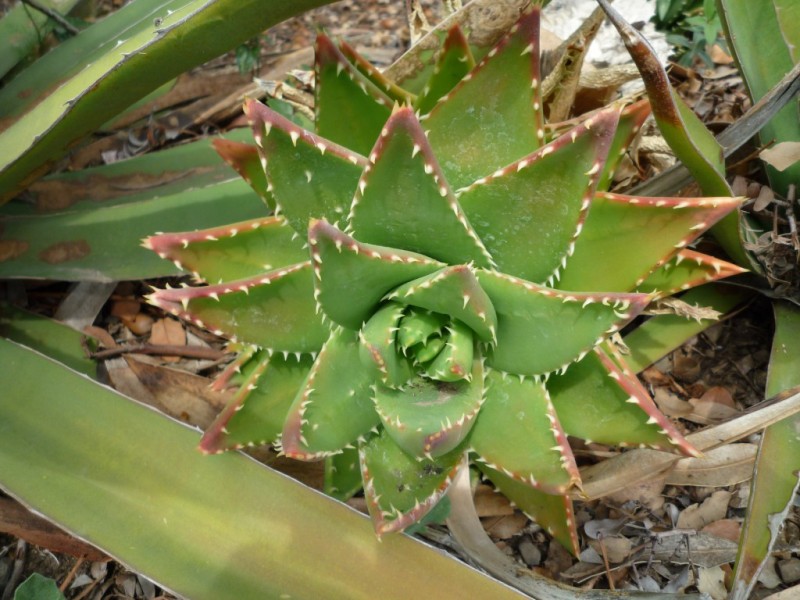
[665,443,756,487]
[588,536,632,564]
[701,519,742,543]
[648,531,737,568]
[149,317,186,361]
[654,387,694,418]
[474,484,515,517]
[676,490,732,530]
[760,141,800,171]
[697,565,728,600]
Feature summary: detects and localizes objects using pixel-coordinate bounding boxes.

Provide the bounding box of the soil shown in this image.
[1,1,799,599]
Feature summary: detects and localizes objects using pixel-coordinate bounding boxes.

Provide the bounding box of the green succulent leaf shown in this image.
[347,107,494,268]
[471,370,579,494]
[148,262,327,352]
[246,100,368,234]
[414,24,475,114]
[143,216,307,283]
[338,39,416,106]
[478,465,580,556]
[558,192,743,292]
[314,34,394,155]
[309,219,445,330]
[423,5,545,189]
[374,357,484,458]
[457,107,618,284]
[386,265,498,344]
[325,447,363,502]
[199,351,313,454]
[597,99,652,191]
[211,139,273,208]
[281,327,380,459]
[359,302,415,388]
[360,429,464,535]
[477,270,649,376]
[636,249,746,297]
[548,345,697,455]
[423,320,475,383]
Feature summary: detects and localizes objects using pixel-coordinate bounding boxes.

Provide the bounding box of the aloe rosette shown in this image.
[144,5,744,552]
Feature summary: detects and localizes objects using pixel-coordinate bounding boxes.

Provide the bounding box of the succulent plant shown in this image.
[144,4,743,552]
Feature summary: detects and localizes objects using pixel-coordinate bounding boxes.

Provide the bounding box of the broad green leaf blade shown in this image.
[148,262,329,352]
[478,465,579,556]
[0,303,96,377]
[457,108,618,284]
[0,0,336,203]
[717,0,800,197]
[622,284,752,374]
[281,327,379,459]
[0,178,265,281]
[144,216,307,283]
[314,34,393,156]
[246,100,368,235]
[549,347,697,455]
[414,24,475,114]
[557,192,742,293]
[360,429,464,535]
[423,5,544,189]
[597,0,748,267]
[0,338,519,599]
[476,270,649,376]
[635,249,746,297]
[309,220,444,331]
[0,0,81,80]
[731,302,800,600]
[374,358,484,458]
[386,265,498,343]
[348,107,494,268]
[471,370,579,494]
[199,351,312,454]
[13,574,65,600]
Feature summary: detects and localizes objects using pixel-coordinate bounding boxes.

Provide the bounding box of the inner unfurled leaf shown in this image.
[347,107,493,268]
[477,270,649,376]
[360,429,464,535]
[309,219,444,330]
[471,370,579,494]
[423,5,545,190]
[457,108,618,284]
[281,327,379,459]
[374,357,484,458]
[359,302,415,388]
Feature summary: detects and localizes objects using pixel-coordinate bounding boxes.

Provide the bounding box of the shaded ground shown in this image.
[1,0,799,598]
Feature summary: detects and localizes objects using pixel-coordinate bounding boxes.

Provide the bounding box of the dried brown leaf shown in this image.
[760,141,800,172]
[676,491,731,530]
[701,519,742,543]
[665,444,756,487]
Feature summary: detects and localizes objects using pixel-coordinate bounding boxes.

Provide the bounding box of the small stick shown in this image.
[59,557,85,593]
[20,0,80,35]
[90,344,227,361]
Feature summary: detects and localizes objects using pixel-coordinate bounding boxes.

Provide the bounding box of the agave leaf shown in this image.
[0,0,81,80]
[0,338,518,599]
[413,25,475,114]
[0,0,336,203]
[422,4,544,189]
[457,107,618,284]
[360,429,464,535]
[471,371,579,494]
[477,270,649,376]
[143,216,307,283]
[325,447,362,501]
[0,178,264,281]
[359,302,415,388]
[731,302,800,600]
[212,139,272,207]
[386,265,498,344]
[147,262,328,352]
[247,100,369,235]
[348,107,493,268]
[314,34,393,155]
[478,465,579,556]
[622,284,752,374]
[338,39,416,106]
[557,193,742,292]
[597,99,652,191]
[309,220,445,330]
[199,351,313,454]
[635,249,747,297]
[423,320,475,382]
[281,327,379,459]
[374,357,484,458]
[548,346,696,454]
[717,0,800,197]
[597,0,747,265]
